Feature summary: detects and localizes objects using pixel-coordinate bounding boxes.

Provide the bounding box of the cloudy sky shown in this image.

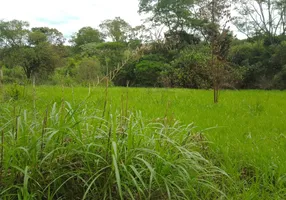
[1,0,244,39]
[1,0,143,39]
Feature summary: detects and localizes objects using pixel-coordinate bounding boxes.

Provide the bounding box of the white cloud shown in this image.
[1,0,246,40]
[1,0,143,39]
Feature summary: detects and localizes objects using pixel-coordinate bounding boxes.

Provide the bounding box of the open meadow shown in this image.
[2,0,286,199]
[0,85,286,199]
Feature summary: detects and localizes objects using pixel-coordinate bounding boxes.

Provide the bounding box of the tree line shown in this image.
[1,0,286,90]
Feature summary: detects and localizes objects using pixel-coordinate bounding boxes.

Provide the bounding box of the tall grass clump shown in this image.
[0,97,226,199]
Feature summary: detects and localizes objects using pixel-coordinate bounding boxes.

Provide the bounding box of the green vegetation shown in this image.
[1,0,286,199]
[1,0,286,92]
[0,85,286,199]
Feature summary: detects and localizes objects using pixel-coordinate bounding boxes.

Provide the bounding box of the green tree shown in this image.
[28,31,47,45]
[129,25,151,43]
[0,20,30,77]
[198,0,232,102]
[164,30,200,50]
[0,20,63,81]
[138,0,198,32]
[70,27,104,52]
[99,17,132,42]
[76,57,102,85]
[171,45,212,88]
[229,37,286,89]
[17,42,60,79]
[0,20,29,48]
[135,54,168,86]
[31,27,65,45]
[91,42,128,75]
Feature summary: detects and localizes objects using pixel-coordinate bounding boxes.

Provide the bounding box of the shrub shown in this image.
[170,46,212,89]
[273,65,286,89]
[2,66,26,84]
[1,83,28,101]
[76,57,102,85]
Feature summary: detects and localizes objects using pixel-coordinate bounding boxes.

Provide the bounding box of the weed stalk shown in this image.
[100,78,109,128]
[41,107,48,157]
[33,76,37,121]
[0,129,4,185]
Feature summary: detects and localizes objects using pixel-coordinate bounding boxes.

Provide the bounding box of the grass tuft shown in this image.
[0,96,225,199]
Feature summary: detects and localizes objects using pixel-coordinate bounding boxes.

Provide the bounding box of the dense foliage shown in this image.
[1,1,286,89]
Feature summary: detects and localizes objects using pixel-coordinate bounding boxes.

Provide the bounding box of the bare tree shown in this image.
[233,0,286,39]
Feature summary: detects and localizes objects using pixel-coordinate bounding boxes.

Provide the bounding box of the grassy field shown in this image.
[0,85,286,199]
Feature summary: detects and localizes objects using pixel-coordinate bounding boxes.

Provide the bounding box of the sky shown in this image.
[1,0,245,40]
[1,0,143,39]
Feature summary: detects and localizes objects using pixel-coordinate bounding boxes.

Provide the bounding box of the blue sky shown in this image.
[1,0,143,38]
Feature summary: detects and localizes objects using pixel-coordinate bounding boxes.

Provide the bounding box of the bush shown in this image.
[2,66,27,84]
[170,46,212,89]
[50,57,104,86]
[1,83,30,101]
[273,65,286,89]
[50,71,76,86]
[134,54,168,87]
[76,57,103,85]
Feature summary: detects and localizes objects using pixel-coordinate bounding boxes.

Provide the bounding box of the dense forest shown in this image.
[1,0,286,90]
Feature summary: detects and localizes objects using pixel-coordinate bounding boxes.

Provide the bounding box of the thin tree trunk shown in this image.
[211,0,219,103]
[0,67,3,87]
[214,81,219,103]
[212,52,219,103]
[32,74,36,87]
